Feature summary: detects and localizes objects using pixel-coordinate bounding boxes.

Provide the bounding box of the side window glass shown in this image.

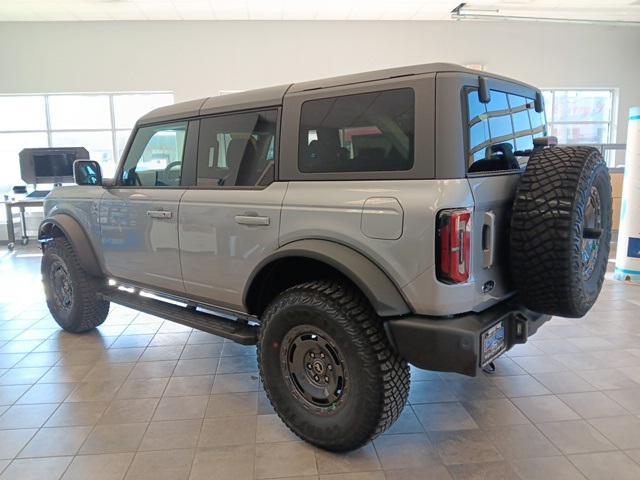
[197,110,277,187]
[466,89,546,173]
[298,88,414,173]
[487,91,513,139]
[120,122,187,187]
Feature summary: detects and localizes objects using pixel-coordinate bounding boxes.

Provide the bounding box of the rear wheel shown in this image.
[42,237,109,332]
[510,146,612,317]
[258,280,410,452]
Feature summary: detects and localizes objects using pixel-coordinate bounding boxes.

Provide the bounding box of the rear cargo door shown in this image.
[462,82,548,309]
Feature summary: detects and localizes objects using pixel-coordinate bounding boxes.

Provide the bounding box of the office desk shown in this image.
[3,194,46,251]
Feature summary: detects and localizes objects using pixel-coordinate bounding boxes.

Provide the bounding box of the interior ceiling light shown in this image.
[451,2,640,26]
[451,3,499,16]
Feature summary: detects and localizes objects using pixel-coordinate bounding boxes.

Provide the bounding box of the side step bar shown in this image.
[101,289,258,345]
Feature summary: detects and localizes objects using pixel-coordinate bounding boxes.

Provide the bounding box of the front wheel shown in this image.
[258,280,410,452]
[42,237,109,333]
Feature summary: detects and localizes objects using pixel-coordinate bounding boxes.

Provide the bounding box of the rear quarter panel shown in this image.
[280,180,483,316]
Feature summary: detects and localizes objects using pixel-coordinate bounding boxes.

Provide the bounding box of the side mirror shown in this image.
[74,160,103,186]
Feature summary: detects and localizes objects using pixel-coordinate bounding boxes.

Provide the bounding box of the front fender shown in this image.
[244,239,411,317]
[39,214,104,277]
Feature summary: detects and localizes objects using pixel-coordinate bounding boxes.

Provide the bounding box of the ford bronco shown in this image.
[39,63,612,451]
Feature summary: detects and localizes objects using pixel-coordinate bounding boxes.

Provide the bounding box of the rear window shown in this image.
[298,89,414,173]
[466,88,546,173]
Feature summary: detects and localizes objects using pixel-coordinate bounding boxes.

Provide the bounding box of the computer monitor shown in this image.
[20,147,89,185]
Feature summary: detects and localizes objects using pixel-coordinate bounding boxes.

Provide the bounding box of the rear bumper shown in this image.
[384,300,551,377]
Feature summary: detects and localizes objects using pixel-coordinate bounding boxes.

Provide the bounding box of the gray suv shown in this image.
[39,63,612,452]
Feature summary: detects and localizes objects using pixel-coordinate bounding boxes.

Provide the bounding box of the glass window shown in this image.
[512,110,531,133]
[542,89,615,165]
[515,134,534,152]
[0,132,49,187]
[115,130,132,161]
[113,93,174,129]
[0,96,47,131]
[48,95,111,130]
[488,91,509,111]
[466,88,546,173]
[550,123,609,144]
[120,122,187,187]
[529,109,545,129]
[468,93,487,121]
[298,89,414,173]
[551,90,611,122]
[470,122,490,150]
[488,115,513,139]
[197,110,277,187]
[0,92,174,185]
[51,131,115,177]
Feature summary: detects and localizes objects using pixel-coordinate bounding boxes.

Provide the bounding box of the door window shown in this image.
[120,122,188,187]
[197,110,277,187]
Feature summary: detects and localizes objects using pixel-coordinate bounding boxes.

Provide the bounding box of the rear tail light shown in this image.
[437,208,472,284]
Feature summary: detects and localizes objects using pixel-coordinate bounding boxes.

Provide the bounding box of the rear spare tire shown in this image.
[510,146,612,318]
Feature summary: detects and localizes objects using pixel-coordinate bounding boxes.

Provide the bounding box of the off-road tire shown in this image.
[510,146,612,317]
[258,280,410,451]
[42,237,109,332]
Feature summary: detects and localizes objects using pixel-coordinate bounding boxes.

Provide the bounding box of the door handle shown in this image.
[234,215,270,226]
[146,210,172,219]
[482,211,495,268]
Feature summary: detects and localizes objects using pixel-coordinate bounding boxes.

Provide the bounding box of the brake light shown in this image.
[437,209,472,284]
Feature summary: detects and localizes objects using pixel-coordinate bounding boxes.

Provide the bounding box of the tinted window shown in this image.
[299,89,414,173]
[466,89,546,173]
[120,122,187,187]
[197,110,277,187]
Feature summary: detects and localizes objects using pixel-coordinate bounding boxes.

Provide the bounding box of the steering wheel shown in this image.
[164,161,182,184]
[165,161,182,174]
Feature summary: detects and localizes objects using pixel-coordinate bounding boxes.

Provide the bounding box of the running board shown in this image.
[101,289,258,345]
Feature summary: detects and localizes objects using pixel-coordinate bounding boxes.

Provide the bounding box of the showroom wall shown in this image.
[0,20,639,145]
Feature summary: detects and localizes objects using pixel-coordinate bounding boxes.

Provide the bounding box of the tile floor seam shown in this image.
[119,335,184,479]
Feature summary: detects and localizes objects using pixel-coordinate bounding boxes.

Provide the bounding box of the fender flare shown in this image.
[38,214,104,277]
[244,239,411,317]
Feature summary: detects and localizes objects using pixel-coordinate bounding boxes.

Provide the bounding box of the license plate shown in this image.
[481,321,506,366]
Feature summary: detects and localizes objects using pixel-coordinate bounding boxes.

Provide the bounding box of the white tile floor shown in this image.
[0,246,639,479]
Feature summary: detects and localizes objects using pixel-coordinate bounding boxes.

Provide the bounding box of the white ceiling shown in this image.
[0,0,638,22]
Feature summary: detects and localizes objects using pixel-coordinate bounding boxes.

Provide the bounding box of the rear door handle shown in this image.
[234,215,270,226]
[146,210,172,219]
[482,211,495,268]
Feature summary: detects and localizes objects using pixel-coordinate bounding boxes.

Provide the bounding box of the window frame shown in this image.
[542,88,616,146]
[279,75,435,181]
[188,107,282,191]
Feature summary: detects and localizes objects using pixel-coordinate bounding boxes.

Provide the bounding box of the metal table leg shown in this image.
[4,196,15,251]
[19,206,28,245]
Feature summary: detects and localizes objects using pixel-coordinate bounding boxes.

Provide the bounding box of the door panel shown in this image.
[467,174,520,303]
[100,188,186,292]
[178,183,287,311]
[99,120,192,293]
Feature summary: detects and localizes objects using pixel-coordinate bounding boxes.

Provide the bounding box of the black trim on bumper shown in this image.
[384,300,551,377]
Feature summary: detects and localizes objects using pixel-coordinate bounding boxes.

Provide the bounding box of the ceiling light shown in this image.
[451,3,499,16]
[451,1,640,25]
